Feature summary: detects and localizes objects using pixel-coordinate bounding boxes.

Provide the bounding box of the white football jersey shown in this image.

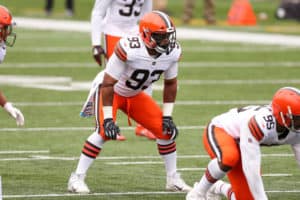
[91,0,152,46]
[211,105,300,199]
[105,35,181,97]
[211,105,300,145]
[0,42,6,63]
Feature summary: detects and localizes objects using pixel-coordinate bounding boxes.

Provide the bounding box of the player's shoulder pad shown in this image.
[248,107,276,142]
[114,38,129,62]
[168,41,182,62]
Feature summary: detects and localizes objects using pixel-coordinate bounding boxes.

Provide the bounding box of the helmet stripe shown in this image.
[153,10,172,29]
[281,87,300,95]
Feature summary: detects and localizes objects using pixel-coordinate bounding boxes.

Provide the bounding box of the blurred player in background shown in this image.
[68,10,191,194]
[186,86,300,200]
[87,0,156,140]
[44,0,74,17]
[0,5,24,126]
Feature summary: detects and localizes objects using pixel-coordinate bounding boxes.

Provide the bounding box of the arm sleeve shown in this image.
[0,44,6,63]
[105,53,126,80]
[240,118,268,200]
[91,0,112,46]
[164,62,178,80]
[140,0,153,17]
[291,143,300,168]
[164,45,181,80]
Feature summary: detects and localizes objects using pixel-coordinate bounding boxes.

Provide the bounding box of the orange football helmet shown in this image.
[139,11,176,54]
[272,87,300,133]
[0,5,16,46]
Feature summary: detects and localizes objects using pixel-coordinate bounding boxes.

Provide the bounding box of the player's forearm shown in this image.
[101,85,114,107]
[243,165,268,200]
[0,91,7,107]
[240,137,268,199]
[163,78,177,103]
[90,0,110,45]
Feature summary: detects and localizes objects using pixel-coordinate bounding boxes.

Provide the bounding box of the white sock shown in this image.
[75,154,95,175]
[157,139,177,176]
[196,158,226,193]
[162,151,177,176]
[213,180,235,200]
[75,132,105,175]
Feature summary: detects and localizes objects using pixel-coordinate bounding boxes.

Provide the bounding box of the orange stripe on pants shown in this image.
[203,125,254,200]
[104,34,121,59]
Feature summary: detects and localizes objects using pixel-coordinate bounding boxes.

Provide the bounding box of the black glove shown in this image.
[163,116,178,140]
[103,118,120,140]
[92,45,105,66]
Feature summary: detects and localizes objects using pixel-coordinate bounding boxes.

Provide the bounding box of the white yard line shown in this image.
[0,126,203,132]
[0,154,293,162]
[184,46,300,52]
[3,190,300,199]
[12,100,270,107]
[14,17,300,47]
[9,46,300,53]
[1,74,299,91]
[263,174,292,177]
[0,150,49,154]
[0,62,95,68]
[1,61,300,68]
[178,168,292,177]
[179,61,300,68]
[179,80,300,84]
[2,191,183,199]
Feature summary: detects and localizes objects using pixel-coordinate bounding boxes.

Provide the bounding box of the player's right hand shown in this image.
[103,118,120,140]
[4,102,25,126]
[92,45,105,66]
[163,116,178,140]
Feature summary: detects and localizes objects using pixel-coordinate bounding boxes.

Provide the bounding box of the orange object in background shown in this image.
[227,0,257,26]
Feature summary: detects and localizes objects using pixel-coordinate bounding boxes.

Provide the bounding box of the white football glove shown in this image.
[3,102,25,126]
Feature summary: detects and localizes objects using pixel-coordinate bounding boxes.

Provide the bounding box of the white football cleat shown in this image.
[206,181,222,200]
[166,172,192,192]
[68,172,90,193]
[186,182,206,200]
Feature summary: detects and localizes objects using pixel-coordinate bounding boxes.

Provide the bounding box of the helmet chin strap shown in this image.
[154,45,167,54]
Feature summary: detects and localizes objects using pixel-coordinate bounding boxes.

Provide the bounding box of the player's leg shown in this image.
[187,124,240,199]
[207,180,236,200]
[68,86,106,193]
[134,86,156,140]
[123,92,191,192]
[68,87,125,193]
[65,0,74,16]
[45,0,53,15]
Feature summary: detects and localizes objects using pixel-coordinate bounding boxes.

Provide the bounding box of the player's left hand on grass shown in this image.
[163,116,178,140]
[103,118,120,140]
[4,102,25,126]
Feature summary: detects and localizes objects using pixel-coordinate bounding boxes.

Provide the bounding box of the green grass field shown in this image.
[0,1,300,200]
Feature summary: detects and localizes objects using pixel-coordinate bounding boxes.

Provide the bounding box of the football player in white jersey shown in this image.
[186,87,300,200]
[89,0,156,140]
[68,10,192,194]
[0,5,24,127]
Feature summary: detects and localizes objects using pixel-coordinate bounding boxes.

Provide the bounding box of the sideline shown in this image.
[14,17,300,47]
[3,190,300,199]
